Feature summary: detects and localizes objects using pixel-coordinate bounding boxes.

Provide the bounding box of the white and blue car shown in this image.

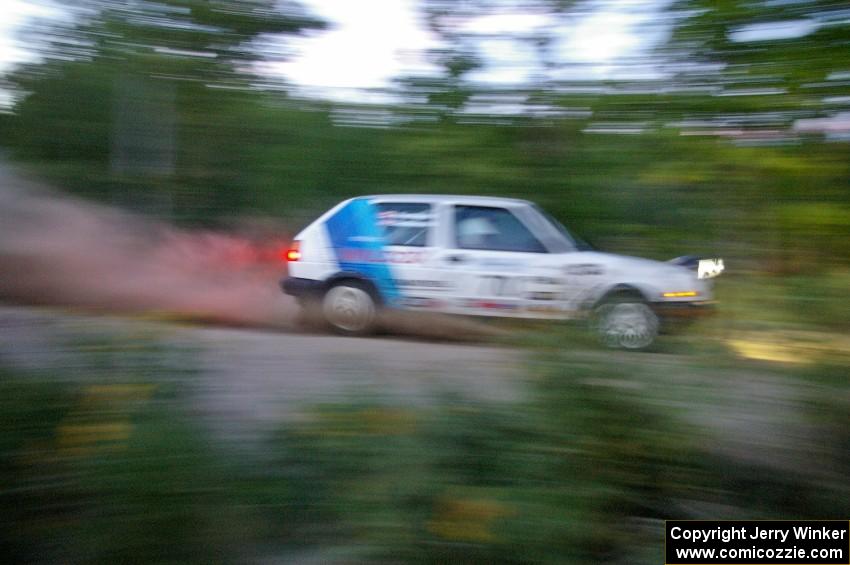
[281,195,722,348]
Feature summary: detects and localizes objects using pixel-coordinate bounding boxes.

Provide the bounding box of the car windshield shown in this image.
[530,205,595,252]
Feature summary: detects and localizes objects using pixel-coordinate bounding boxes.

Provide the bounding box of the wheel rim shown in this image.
[323,285,376,332]
[595,303,658,349]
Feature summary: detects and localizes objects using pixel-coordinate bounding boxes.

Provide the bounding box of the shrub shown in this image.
[0,336,242,564]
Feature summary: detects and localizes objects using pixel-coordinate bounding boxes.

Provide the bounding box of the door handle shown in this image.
[446,254,467,264]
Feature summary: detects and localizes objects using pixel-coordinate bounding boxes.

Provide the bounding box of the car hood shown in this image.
[567,251,692,279]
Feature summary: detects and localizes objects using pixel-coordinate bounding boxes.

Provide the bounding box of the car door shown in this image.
[435,204,567,317]
[373,200,454,311]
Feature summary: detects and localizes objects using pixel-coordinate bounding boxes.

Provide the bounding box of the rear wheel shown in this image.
[322,280,378,336]
[591,297,659,350]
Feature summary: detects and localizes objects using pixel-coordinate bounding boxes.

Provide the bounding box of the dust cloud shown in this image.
[0,165,297,328]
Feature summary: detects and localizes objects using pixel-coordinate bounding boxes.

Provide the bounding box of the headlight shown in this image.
[698,258,724,279]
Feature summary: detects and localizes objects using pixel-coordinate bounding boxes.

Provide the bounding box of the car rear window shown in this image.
[376,202,433,247]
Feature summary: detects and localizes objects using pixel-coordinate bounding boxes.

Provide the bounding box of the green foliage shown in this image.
[260,355,709,563]
[255,347,850,563]
[669,0,850,119]
[74,404,240,563]
[2,324,849,562]
[0,337,242,564]
[0,369,78,562]
[6,0,323,222]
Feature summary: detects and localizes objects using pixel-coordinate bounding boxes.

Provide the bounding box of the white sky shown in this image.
[268,0,440,89]
[0,0,67,107]
[730,19,820,42]
[0,0,63,74]
[1,0,683,105]
[272,0,672,97]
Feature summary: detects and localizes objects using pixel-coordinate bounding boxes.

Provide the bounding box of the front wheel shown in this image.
[322,281,378,336]
[591,300,659,350]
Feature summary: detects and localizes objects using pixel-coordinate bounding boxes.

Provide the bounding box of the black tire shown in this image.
[590,293,659,350]
[321,279,379,336]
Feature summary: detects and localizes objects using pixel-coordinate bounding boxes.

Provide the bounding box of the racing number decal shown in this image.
[476,275,564,299]
[477,275,521,297]
[476,275,561,298]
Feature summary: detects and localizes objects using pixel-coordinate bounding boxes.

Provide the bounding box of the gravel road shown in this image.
[0,304,816,474]
[0,306,522,436]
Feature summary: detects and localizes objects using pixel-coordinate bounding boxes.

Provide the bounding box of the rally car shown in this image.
[281,195,722,349]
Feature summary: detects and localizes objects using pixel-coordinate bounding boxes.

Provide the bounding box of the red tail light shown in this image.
[285,241,301,262]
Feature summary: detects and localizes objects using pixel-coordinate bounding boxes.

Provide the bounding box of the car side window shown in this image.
[454,205,547,253]
[376,202,433,247]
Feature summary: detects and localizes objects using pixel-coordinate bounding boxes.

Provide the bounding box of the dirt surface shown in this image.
[0,306,523,438]
[0,305,816,474]
[191,325,523,438]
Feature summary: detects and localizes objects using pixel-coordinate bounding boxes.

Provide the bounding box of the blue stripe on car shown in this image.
[324,198,401,305]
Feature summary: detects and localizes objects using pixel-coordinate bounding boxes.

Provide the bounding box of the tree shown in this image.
[5,0,324,219]
[663,0,850,129]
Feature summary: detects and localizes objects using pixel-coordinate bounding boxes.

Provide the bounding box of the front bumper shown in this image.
[651,301,715,333]
[651,300,716,319]
[280,277,324,298]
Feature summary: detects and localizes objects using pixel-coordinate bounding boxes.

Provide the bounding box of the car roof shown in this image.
[364,194,533,207]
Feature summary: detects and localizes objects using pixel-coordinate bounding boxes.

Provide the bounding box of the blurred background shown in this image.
[0,0,848,563]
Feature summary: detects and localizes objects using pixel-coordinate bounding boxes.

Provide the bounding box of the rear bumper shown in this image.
[280,277,324,299]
